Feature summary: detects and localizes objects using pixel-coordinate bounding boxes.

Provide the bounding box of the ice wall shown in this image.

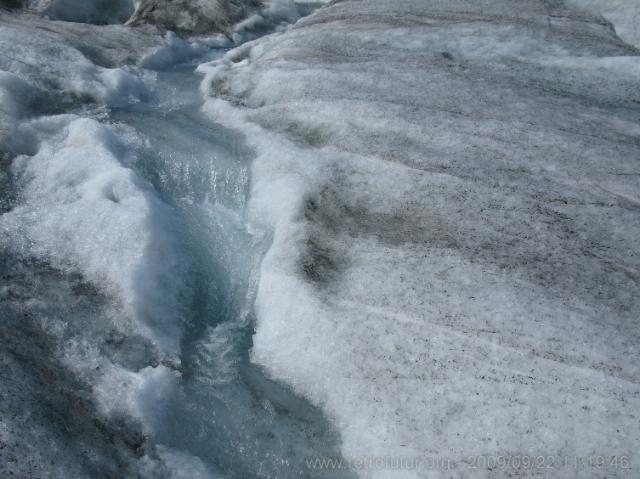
[201,0,640,477]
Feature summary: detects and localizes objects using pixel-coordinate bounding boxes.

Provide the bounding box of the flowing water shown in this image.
[112,63,348,478]
[1,44,350,478]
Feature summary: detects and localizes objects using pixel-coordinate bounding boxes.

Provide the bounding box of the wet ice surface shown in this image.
[1,5,349,478]
[200,1,640,477]
[1,0,640,478]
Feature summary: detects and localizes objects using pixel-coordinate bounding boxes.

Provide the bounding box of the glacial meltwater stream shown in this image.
[0,33,349,478]
[106,59,351,476]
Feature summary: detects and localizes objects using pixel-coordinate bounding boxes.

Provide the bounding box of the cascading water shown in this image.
[109,61,351,478]
[0,4,351,477]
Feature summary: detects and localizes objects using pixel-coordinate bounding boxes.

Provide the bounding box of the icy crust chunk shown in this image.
[0,11,161,108]
[201,0,640,477]
[0,115,198,476]
[230,0,329,44]
[1,116,187,355]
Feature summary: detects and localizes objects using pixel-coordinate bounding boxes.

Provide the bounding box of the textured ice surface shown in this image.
[127,0,263,35]
[128,0,325,38]
[139,32,231,70]
[567,0,640,48]
[7,0,133,24]
[0,10,160,108]
[2,0,639,477]
[1,115,187,354]
[201,0,640,477]
[0,113,192,477]
[0,254,164,478]
[0,8,191,479]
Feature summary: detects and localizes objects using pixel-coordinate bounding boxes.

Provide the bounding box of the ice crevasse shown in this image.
[199,0,640,477]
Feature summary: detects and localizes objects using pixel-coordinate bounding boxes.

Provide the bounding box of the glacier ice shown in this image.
[567,0,640,49]
[1,115,187,355]
[0,10,161,109]
[127,0,327,39]
[1,0,640,477]
[201,0,640,477]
